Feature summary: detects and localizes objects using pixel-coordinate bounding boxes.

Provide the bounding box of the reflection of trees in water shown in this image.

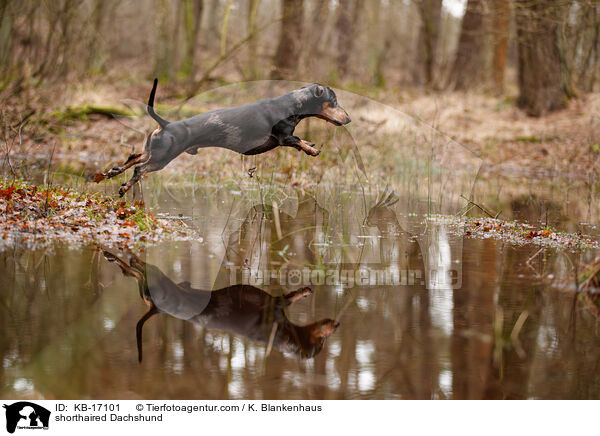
[1,196,600,398]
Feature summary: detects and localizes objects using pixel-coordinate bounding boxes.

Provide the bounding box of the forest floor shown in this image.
[399,91,600,182]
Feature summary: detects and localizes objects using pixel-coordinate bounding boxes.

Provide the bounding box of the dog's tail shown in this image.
[147,78,169,129]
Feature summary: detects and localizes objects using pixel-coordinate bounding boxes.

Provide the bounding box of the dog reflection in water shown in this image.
[102,251,339,362]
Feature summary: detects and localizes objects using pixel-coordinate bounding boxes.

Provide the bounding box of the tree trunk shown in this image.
[86,0,108,74]
[335,0,363,80]
[182,0,204,85]
[0,0,12,74]
[301,0,329,76]
[172,0,183,72]
[205,0,221,45]
[491,0,510,93]
[271,0,304,80]
[246,0,260,80]
[576,1,600,92]
[154,0,174,80]
[413,0,442,86]
[515,0,574,116]
[450,0,484,90]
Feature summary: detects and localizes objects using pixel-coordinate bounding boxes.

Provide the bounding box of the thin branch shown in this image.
[460,194,501,219]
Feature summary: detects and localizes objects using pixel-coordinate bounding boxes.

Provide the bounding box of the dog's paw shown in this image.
[92,173,107,183]
[102,250,118,262]
[296,286,313,298]
[285,286,313,304]
[303,144,320,156]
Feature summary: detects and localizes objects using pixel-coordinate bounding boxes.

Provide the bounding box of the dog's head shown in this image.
[298,83,351,126]
[283,318,340,358]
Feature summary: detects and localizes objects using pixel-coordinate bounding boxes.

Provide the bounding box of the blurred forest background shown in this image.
[1,0,599,115]
[1,0,600,184]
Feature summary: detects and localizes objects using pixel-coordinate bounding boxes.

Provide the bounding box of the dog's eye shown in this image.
[314,85,324,97]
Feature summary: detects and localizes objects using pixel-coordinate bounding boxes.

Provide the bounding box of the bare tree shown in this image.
[515,0,574,116]
[0,0,13,78]
[154,0,174,80]
[335,0,364,80]
[246,0,260,80]
[491,0,510,93]
[372,0,393,87]
[86,0,116,74]
[205,0,221,45]
[181,0,204,85]
[450,0,485,90]
[301,0,330,77]
[271,0,304,80]
[572,1,600,92]
[413,0,442,86]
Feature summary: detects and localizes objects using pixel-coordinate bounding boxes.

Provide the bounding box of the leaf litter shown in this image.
[0,180,202,251]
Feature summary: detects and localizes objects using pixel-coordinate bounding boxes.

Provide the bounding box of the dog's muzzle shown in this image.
[320,105,351,126]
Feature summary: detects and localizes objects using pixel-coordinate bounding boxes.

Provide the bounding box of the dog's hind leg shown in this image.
[118,161,160,197]
[93,151,149,183]
[106,150,149,178]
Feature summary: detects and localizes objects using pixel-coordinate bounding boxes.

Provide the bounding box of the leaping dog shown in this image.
[95,79,351,196]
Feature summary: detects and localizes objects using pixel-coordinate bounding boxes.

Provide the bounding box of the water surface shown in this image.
[1,186,599,400]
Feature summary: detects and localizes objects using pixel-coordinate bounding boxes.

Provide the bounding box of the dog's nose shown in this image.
[340,109,351,125]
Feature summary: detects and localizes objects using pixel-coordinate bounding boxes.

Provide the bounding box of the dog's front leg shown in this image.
[282,136,320,156]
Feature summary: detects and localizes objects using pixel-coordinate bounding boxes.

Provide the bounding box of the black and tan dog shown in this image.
[102,250,339,361]
[95,79,351,196]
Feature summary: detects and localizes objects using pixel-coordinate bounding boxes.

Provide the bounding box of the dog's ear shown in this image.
[313,85,324,97]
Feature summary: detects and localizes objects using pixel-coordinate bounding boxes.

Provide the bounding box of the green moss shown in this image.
[493,96,514,111]
[515,136,544,143]
[49,104,138,122]
[155,103,205,120]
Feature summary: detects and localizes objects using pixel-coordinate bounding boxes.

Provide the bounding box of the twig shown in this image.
[525,247,544,270]
[272,200,282,240]
[12,109,35,130]
[335,297,354,322]
[265,321,278,358]
[457,203,476,217]
[510,311,529,360]
[460,194,501,219]
[579,260,600,294]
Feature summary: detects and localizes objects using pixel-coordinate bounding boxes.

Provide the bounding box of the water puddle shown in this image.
[1,186,599,399]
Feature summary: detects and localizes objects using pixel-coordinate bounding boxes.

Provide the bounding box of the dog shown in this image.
[102,250,340,361]
[95,79,351,196]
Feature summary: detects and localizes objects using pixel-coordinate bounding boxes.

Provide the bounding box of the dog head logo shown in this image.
[2,402,50,434]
